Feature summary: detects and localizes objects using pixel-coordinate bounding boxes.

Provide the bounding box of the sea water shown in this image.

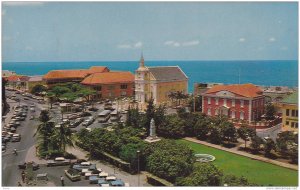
[2,60,298,92]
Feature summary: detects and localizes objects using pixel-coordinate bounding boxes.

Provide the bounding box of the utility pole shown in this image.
[137,150,140,187]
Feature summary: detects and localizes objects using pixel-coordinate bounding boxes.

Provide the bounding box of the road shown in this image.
[2,91,44,186]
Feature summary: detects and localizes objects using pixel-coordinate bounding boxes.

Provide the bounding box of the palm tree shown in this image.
[34,110,54,157]
[52,123,74,153]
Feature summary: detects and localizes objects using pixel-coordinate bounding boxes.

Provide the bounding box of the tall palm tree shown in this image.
[34,110,54,156]
[52,123,74,153]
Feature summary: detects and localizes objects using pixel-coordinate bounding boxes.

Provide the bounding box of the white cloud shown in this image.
[164,40,200,47]
[117,41,143,49]
[134,41,143,48]
[182,40,199,46]
[3,2,45,6]
[117,44,132,49]
[239,38,246,42]
[164,41,175,46]
[269,37,276,42]
[25,46,33,51]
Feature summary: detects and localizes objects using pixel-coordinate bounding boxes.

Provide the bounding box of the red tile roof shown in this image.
[204,83,263,98]
[81,72,134,85]
[43,66,109,80]
[6,75,29,82]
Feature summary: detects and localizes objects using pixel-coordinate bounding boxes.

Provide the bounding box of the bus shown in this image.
[98,110,111,123]
[110,110,120,122]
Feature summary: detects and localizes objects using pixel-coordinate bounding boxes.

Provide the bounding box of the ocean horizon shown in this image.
[2,60,298,93]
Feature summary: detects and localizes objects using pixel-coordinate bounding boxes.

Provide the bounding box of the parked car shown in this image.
[47,157,71,167]
[11,134,21,142]
[82,117,95,126]
[18,161,39,170]
[65,169,81,181]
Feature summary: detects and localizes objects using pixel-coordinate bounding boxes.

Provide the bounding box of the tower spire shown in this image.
[140,52,145,67]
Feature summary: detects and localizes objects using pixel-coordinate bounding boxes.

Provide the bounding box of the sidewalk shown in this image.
[25,145,47,165]
[184,137,298,171]
[66,146,151,186]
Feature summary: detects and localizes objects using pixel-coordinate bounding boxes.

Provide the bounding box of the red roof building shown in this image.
[201,83,265,122]
[43,66,109,85]
[81,72,135,99]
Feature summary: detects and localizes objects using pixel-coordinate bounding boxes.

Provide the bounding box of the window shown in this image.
[240,111,244,120]
[120,84,128,89]
[292,110,296,117]
[94,86,101,91]
[231,111,235,119]
[121,91,127,96]
[232,99,235,107]
[215,98,219,105]
[286,109,290,116]
[291,122,295,128]
[215,109,219,116]
[208,97,211,105]
[208,108,211,116]
[108,92,113,97]
[223,98,227,106]
[240,100,244,108]
[286,121,290,126]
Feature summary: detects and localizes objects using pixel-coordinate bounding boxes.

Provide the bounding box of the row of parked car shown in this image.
[64,160,129,186]
[2,104,30,152]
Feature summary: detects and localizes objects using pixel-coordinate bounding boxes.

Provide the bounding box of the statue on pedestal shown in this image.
[145,118,161,143]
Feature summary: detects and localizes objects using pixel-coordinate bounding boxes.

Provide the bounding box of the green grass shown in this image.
[178,139,298,186]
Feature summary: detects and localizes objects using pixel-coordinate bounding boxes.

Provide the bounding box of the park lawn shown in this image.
[178,139,298,186]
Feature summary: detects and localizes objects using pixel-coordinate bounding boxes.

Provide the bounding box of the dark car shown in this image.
[18,162,40,170]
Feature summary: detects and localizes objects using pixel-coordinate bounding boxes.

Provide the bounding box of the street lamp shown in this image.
[136,150,140,187]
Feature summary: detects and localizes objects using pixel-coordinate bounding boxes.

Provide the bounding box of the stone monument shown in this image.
[145,118,161,143]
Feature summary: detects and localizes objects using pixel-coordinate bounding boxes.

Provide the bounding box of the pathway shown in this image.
[184,137,298,171]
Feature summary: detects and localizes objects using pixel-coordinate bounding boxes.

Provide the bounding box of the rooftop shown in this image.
[148,66,188,82]
[204,83,263,98]
[281,91,298,105]
[81,71,134,85]
[43,66,109,80]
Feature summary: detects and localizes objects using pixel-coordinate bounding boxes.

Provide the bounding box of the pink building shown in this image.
[201,83,265,122]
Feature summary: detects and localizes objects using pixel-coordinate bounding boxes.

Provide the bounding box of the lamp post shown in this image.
[136,150,140,187]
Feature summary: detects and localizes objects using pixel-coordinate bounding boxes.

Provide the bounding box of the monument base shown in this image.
[144,136,161,143]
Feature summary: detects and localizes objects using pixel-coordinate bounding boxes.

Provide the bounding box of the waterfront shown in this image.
[3,60,298,92]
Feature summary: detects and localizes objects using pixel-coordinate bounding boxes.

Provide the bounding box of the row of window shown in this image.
[207,97,245,107]
[286,109,298,117]
[93,84,128,91]
[207,108,245,120]
[285,121,299,128]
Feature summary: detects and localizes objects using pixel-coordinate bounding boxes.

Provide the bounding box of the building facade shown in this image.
[201,84,265,122]
[280,91,298,131]
[81,72,135,99]
[135,55,188,107]
[28,76,46,92]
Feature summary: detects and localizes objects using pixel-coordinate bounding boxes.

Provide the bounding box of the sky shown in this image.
[2,2,298,62]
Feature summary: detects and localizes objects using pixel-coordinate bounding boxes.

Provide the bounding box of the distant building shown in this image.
[81,71,135,100]
[260,85,296,103]
[43,66,110,86]
[194,82,224,96]
[280,91,298,132]
[28,75,46,92]
[201,83,265,122]
[2,70,16,77]
[135,55,188,107]
[6,75,29,91]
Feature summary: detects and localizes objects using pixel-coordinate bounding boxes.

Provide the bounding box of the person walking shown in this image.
[21,171,26,183]
[60,176,64,186]
[18,182,22,186]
